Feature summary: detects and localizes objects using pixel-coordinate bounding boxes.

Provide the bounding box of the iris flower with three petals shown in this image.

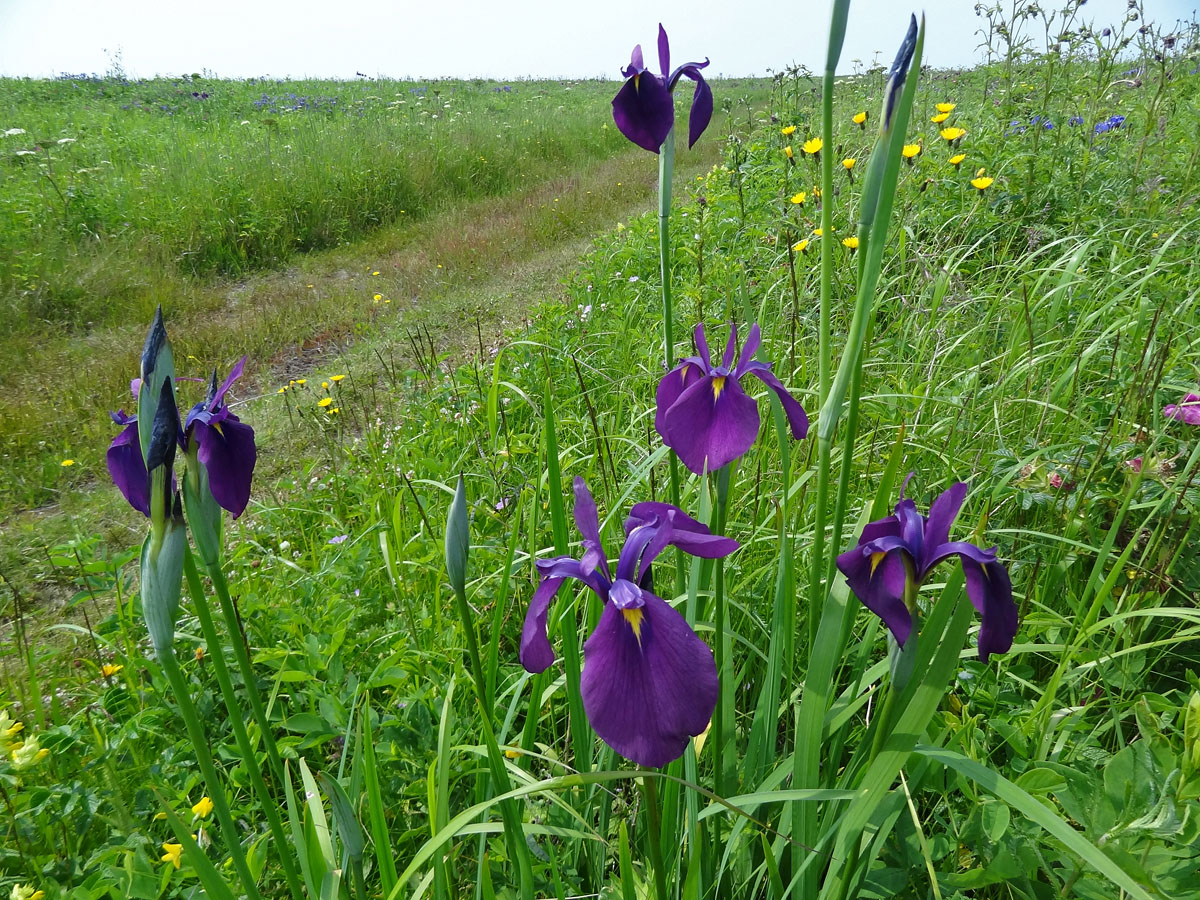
[655,323,808,475]
[520,478,737,766]
[611,24,712,153]
[836,481,1018,662]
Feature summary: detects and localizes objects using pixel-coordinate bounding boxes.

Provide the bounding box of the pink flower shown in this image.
[1163,393,1200,425]
[1048,472,1064,489]
[1125,457,1143,473]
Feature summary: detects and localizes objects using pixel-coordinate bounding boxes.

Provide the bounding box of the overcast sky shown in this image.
[0,0,1194,80]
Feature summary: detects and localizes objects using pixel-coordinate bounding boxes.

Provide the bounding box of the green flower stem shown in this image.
[155,635,262,900]
[641,772,670,900]
[710,464,731,800]
[182,550,305,900]
[659,127,686,596]
[203,558,289,793]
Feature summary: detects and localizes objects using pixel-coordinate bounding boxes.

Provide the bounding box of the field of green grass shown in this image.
[3,3,1200,900]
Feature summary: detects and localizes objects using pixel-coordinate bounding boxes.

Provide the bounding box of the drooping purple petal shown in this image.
[612,71,673,153]
[623,503,738,582]
[107,421,150,516]
[580,588,717,767]
[960,556,1017,662]
[662,374,760,474]
[836,544,913,646]
[654,360,704,440]
[657,24,670,79]
[1164,393,1200,425]
[919,483,968,573]
[740,363,809,440]
[521,577,565,673]
[681,67,713,148]
[192,412,256,518]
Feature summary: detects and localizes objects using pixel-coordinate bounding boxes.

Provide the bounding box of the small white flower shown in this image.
[3,128,26,137]
[56,137,76,144]
[628,275,639,283]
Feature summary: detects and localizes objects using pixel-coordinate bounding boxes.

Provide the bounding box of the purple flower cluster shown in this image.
[1094,114,1126,134]
[1068,115,1085,126]
[252,93,340,113]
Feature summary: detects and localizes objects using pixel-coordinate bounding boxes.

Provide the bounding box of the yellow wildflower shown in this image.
[789,192,806,205]
[852,111,867,126]
[326,407,340,416]
[10,885,45,900]
[930,112,950,124]
[940,127,966,142]
[802,137,823,155]
[161,842,183,869]
[936,102,956,113]
[330,374,346,383]
[317,397,333,408]
[61,459,75,467]
[949,153,966,167]
[971,175,994,191]
[195,646,206,662]
[101,663,123,677]
[192,796,214,819]
[370,270,380,276]
[812,228,824,237]
[277,387,288,394]
[373,293,383,301]
[321,381,329,390]
[792,239,809,253]
[11,736,49,769]
[842,157,856,170]
[902,143,922,159]
[783,145,793,159]
[842,236,859,249]
[294,379,306,386]
[781,125,796,136]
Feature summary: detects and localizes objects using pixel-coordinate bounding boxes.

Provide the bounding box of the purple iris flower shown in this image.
[183,357,257,518]
[611,24,712,153]
[655,323,808,475]
[836,481,1018,663]
[1164,393,1200,424]
[520,478,738,767]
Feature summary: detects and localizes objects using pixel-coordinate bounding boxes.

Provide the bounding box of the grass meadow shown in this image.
[3,2,1200,899]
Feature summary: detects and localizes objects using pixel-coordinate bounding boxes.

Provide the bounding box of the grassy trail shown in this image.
[0,134,724,600]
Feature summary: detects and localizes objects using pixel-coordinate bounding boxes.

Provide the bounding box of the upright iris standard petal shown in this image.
[836,481,1017,662]
[656,322,808,474]
[519,478,738,766]
[581,587,718,768]
[107,411,150,516]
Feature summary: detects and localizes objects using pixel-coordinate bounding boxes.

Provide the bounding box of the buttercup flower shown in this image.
[949,153,966,167]
[802,137,823,156]
[971,174,994,191]
[842,157,856,171]
[612,24,712,152]
[842,236,859,249]
[836,480,1017,662]
[902,143,922,162]
[781,125,796,136]
[940,126,966,142]
[852,110,868,128]
[930,112,950,124]
[656,323,808,474]
[789,191,806,205]
[792,239,810,253]
[520,479,738,766]
[1164,393,1200,424]
[936,102,956,113]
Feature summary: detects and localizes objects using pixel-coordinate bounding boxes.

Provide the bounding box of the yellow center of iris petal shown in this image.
[622,608,645,644]
[869,551,887,575]
[633,73,640,91]
[711,375,726,400]
[212,421,224,437]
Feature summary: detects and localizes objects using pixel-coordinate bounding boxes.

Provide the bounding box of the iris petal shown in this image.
[683,69,713,148]
[193,413,257,518]
[741,363,809,440]
[580,588,717,767]
[654,361,704,439]
[657,24,670,78]
[662,374,760,474]
[612,72,673,153]
[836,545,913,646]
[520,577,565,673]
[960,557,1017,662]
[107,421,150,516]
[919,483,967,572]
